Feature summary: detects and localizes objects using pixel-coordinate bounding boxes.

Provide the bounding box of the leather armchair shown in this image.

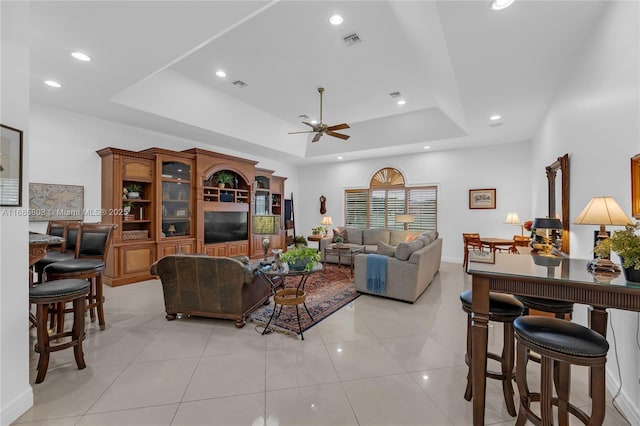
[150,255,271,328]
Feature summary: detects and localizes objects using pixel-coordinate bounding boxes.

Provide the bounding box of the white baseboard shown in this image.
[606,369,640,425]
[1,386,33,426]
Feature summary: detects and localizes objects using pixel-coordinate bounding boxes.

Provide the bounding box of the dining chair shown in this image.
[44,223,116,331]
[462,233,485,269]
[510,235,530,253]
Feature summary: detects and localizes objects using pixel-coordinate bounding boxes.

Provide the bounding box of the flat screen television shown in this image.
[204,211,248,244]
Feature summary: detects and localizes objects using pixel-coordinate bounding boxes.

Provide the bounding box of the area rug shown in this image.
[250,263,360,336]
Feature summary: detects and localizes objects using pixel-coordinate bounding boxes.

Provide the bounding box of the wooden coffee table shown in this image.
[323,244,363,278]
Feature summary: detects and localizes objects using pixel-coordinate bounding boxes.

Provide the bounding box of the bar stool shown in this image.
[513,316,609,426]
[30,278,90,383]
[460,290,525,416]
[44,223,115,330]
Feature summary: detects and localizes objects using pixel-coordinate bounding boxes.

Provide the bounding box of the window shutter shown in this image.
[345,190,368,229]
[408,187,437,230]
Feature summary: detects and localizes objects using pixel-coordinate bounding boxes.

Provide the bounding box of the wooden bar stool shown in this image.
[29,279,90,383]
[513,316,609,426]
[460,290,525,416]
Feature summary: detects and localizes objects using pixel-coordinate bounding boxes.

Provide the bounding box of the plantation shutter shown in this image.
[387,189,406,229]
[369,190,386,229]
[345,190,368,229]
[408,187,437,230]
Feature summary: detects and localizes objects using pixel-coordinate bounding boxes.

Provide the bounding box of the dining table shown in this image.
[479,237,514,252]
[467,253,640,425]
[28,232,65,283]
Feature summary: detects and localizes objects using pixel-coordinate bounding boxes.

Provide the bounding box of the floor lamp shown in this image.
[396,214,415,230]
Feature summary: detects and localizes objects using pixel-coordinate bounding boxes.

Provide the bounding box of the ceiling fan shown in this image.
[288,87,350,143]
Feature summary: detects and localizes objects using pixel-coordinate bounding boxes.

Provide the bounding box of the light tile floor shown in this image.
[16,262,630,425]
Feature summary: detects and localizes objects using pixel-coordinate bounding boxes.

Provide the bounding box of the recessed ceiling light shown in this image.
[311,120,318,124]
[44,80,62,88]
[491,0,515,11]
[215,70,226,78]
[490,114,502,121]
[397,100,406,105]
[337,156,343,160]
[424,146,431,150]
[71,51,91,62]
[329,14,343,25]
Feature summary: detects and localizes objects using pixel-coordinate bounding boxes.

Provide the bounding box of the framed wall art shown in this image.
[0,124,24,206]
[632,154,640,219]
[469,188,496,209]
[469,250,495,264]
[29,183,84,221]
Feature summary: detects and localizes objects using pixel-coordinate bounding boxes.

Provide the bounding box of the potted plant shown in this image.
[594,222,640,282]
[280,247,321,271]
[334,235,344,247]
[214,171,234,188]
[311,226,323,236]
[122,200,133,216]
[293,236,308,248]
[124,183,143,199]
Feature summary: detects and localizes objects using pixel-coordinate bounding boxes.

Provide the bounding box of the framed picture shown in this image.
[0,124,24,206]
[175,208,188,217]
[632,154,640,219]
[469,188,496,209]
[29,183,84,221]
[469,250,495,264]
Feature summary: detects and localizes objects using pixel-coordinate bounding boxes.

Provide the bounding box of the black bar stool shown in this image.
[513,316,609,425]
[29,279,90,383]
[460,290,525,416]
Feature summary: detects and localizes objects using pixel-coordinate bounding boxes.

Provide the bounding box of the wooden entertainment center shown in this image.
[97,147,286,286]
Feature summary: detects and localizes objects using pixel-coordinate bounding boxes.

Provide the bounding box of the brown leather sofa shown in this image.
[150,255,271,328]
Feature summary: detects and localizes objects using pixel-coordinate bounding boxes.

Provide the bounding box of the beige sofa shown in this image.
[320,228,442,303]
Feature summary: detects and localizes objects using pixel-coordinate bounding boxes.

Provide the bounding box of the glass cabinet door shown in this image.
[161,161,191,238]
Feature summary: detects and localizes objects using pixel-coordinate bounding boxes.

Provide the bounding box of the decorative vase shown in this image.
[218,183,225,188]
[127,192,140,199]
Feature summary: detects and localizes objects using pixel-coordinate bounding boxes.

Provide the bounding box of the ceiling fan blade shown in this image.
[312,133,323,143]
[302,121,315,128]
[288,130,314,134]
[327,123,350,131]
[327,131,350,140]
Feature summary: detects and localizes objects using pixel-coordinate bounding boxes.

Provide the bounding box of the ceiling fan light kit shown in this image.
[288,87,350,143]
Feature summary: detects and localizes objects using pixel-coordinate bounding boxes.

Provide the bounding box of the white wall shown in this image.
[28,103,299,234]
[296,141,532,263]
[530,1,640,422]
[0,2,33,425]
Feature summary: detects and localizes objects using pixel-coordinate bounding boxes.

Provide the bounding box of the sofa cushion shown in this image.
[332,228,349,243]
[405,234,418,242]
[417,234,431,246]
[389,230,408,246]
[363,229,390,245]
[346,227,363,245]
[395,239,425,261]
[377,241,396,257]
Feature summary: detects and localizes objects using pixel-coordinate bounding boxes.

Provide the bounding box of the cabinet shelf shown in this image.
[122,219,151,224]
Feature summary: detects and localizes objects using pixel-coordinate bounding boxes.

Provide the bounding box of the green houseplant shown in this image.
[280,247,321,271]
[293,236,308,248]
[334,235,344,247]
[214,171,234,188]
[594,222,640,282]
[311,226,323,236]
[124,183,143,199]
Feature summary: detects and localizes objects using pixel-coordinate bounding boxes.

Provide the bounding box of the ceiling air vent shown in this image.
[389,91,401,99]
[343,33,362,47]
[232,80,248,88]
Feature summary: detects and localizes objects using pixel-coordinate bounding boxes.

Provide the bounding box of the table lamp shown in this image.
[503,212,523,236]
[396,214,415,230]
[321,216,333,237]
[531,217,563,256]
[167,224,176,236]
[574,196,632,268]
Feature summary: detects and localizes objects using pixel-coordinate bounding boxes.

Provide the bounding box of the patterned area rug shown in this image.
[250,263,360,336]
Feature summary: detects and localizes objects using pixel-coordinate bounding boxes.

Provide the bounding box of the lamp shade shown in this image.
[395,214,415,224]
[503,212,521,225]
[532,217,563,230]
[321,216,333,226]
[574,197,632,226]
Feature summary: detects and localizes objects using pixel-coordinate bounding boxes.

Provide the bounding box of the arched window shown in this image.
[345,167,437,230]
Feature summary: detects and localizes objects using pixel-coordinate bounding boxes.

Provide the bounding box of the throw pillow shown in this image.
[377,241,396,257]
[332,228,349,243]
[395,240,425,261]
[405,234,418,242]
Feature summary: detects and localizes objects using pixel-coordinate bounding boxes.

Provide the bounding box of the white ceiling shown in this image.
[29,1,607,164]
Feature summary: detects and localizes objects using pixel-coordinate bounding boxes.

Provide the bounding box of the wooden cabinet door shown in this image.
[122,157,153,182]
